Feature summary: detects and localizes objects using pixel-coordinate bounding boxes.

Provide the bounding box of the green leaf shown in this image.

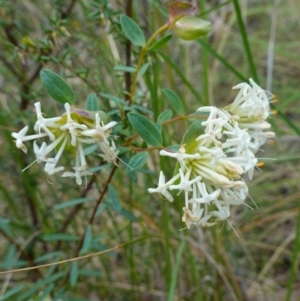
[96,203,107,216]
[40,69,76,104]
[166,145,180,152]
[114,65,136,73]
[17,272,66,301]
[148,35,172,51]
[85,93,99,111]
[34,251,63,263]
[79,269,102,277]
[36,284,54,301]
[42,234,80,241]
[181,120,204,153]
[0,285,24,301]
[128,113,162,146]
[69,261,79,287]
[137,63,149,80]
[5,245,16,269]
[127,152,149,173]
[100,93,126,106]
[167,238,186,301]
[155,122,162,134]
[0,217,11,237]
[120,207,137,222]
[157,109,173,123]
[80,225,93,255]
[162,88,184,115]
[107,184,122,212]
[120,15,145,46]
[54,197,94,210]
[84,144,98,156]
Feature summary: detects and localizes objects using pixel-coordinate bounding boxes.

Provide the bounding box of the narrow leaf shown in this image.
[40,69,76,104]
[120,15,145,46]
[54,197,94,210]
[120,207,137,222]
[5,245,16,269]
[42,234,79,241]
[80,225,93,255]
[107,184,122,212]
[36,284,54,301]
[127,152,149,172]
[167,238,186,301]
[128,113,162,146]
[114,65,136,73]
[148,35,172,51]
[34,251,63,263]
[100,93,126,105]
[0,285,24,301]
[69,261,79,287]
[162,88,184,115]
[96,203,107,216]
[137,63,149,80]
[85,93,99,111]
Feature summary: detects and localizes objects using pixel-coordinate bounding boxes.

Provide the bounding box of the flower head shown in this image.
[225,79,275,153]
[149,80,276,229]
[11,102,118,185]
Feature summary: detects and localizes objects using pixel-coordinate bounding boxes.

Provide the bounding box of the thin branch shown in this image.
[61,0,77,19]
[0,54,23,81]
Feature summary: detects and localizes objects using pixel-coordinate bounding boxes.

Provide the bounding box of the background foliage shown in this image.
[0,0,300,300]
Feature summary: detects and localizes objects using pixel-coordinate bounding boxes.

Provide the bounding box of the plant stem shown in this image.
[129,23,169,103]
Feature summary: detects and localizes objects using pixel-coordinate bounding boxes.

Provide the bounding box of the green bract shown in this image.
[173,16,212,41]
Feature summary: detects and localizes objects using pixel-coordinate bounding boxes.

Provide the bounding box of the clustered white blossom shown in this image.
[149,79,275,229]
[12,102,118,185]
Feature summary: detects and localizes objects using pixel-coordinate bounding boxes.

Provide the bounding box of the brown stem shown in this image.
[61,0,77,19]
[76,165,118,253]
[0,228,42,277]
[0,54,23,81]
[54,173,97,251]
[59,165,118,286]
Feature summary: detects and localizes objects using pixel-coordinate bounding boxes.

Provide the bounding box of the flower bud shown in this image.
[173,16,212,40]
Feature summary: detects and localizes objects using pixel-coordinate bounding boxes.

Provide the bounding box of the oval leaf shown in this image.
[162,88,184,115]
[157,109,173,123]
[181,120,204,153]
[120,15,145,46]
[85,93,99,111]
[40,69,76,104]
[127,152,149,173]
[128,113,162,146]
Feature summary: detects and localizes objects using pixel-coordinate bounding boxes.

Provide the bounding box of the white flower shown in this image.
[149,138,247,228]
[11,102,118,185]
[148,171,174,202]
[99,140,119,166]
[225,79,275,153]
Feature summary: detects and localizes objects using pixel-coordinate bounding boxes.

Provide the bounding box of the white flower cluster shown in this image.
[12,102,118,185]
[149,79,275,229]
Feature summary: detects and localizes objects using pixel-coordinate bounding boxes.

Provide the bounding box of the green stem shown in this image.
[129,23,169,102]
